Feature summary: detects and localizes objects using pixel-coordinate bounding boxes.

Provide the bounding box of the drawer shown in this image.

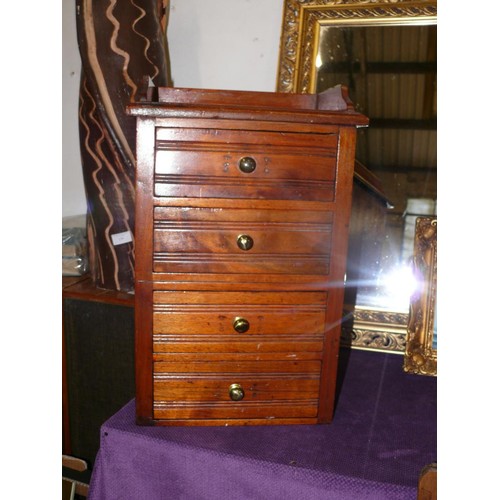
[152,290,327,336]
[153,360,321,420]
[154,126,338,201]
[153,207,333,275]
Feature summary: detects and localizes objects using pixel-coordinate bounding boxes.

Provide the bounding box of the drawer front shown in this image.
[153,360,321,420]
[154,126,338,201]
[152,290,327,337]
[152,290,326,363]
[153,206,333,275]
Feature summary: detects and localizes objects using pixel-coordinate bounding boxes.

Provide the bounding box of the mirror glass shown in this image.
[315,24,437,312]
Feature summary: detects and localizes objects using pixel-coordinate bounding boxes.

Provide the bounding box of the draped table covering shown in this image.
[88,349,436,499]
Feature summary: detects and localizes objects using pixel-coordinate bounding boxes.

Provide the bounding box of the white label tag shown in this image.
[111,231,133,246]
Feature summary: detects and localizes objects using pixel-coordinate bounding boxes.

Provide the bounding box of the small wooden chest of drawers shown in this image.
[128,86,368,426]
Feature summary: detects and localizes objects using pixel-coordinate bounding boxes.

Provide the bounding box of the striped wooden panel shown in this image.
[76,0,171,291]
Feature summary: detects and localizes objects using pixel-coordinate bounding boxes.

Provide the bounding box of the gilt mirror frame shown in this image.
[276,0,437,353]
[404,216,437,376]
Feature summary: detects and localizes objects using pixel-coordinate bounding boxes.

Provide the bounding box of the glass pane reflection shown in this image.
[316,25,437,310]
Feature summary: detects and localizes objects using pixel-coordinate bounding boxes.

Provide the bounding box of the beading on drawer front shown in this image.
[153,206,334,224]
[154,360,322,374]
[153,253,330,275]
[154,174,336,201]
[153,290,327,304]
[155,126,339,149]
[152,336,324,357]
[153,400,319,420]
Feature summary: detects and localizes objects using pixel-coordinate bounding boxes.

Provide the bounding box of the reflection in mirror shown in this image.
[315,24,437,313]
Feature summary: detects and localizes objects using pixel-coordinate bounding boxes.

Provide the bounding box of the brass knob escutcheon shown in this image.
[237,234,254,251]
[228,383,245,401]
[238,156,257,173]
[233,317,250,333]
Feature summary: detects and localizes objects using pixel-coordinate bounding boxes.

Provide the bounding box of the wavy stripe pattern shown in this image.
[76,0,171,291]
[131,0,161,81]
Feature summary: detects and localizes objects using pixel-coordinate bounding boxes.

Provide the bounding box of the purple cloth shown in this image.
[88,349,436,499]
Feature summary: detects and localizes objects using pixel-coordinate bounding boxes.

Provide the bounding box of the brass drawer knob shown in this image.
[228,383,245,401]
[237,234,254,251]
[233,317,250,333]
[238,156,256,173]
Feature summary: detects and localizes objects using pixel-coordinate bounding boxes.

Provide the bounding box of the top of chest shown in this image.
[127,85,368,128]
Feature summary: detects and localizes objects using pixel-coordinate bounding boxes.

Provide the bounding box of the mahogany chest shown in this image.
[128,86,368,426]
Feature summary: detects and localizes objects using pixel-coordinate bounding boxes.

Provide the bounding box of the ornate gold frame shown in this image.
[403,217,437,376]
[341,306,408,353]
[277,0,437,94]
[277,0,436,353]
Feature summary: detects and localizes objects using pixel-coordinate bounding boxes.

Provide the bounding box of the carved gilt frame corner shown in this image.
[341,306,408,353]
[403,217,437,376]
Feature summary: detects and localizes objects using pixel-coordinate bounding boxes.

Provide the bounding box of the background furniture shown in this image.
[87,348,436,499]
[63,276,135,465]
[418,463,437,500]
[62,455,90,499]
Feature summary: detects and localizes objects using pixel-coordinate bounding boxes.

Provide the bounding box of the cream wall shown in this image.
[62,0,284,217]
[62,0,85,217]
